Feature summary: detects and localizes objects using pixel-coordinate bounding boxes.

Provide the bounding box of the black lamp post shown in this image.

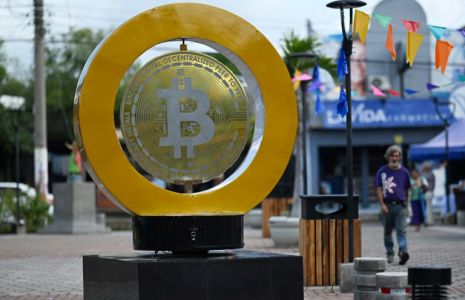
[286,52,319,195]
[326,0,366,263]
[434,98,456,214]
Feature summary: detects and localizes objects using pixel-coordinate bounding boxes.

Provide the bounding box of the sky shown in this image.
[1,0,465,71]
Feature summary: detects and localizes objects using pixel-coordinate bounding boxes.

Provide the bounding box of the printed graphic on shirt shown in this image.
[381,173,397,198]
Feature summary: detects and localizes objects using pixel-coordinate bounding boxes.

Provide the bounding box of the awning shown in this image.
[409,118,465,161]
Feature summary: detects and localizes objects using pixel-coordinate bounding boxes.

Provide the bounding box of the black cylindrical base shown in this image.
[132,215,244,253]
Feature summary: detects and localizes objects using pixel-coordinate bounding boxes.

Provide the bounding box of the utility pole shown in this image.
[34,0,48,197]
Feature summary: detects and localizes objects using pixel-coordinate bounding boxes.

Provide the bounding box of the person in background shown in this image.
[65,142,82,182]
[410,169,428,232]
[421,163,435,225]
[374,145,411,265]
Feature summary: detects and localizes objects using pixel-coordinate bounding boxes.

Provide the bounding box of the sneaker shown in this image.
[387,254,394,263]
[399,251,410,265]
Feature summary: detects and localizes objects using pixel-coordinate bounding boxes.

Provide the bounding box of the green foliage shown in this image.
[281,30,337,79]
[0,188,52,233]
[203,53,241,75]
[0,39,34,155]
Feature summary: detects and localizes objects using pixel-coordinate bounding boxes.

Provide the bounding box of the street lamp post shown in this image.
[0,96,26,233]
[286,52,319,195]
[434,98,456,214]
[326,0,366,263]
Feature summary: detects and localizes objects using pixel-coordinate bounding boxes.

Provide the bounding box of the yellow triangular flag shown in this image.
[354,10,370,44]
[406,30,423,67]
[293,69,302,91]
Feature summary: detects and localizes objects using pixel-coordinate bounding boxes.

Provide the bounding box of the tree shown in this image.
[280,30,336,217]
[44,28,141,139]
[0,39,34,155]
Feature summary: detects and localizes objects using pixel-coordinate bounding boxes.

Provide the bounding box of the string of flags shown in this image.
[293,9,465,117]
[356,10,462,73]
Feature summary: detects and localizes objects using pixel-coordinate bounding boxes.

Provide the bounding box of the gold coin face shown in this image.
[120,51,250,184]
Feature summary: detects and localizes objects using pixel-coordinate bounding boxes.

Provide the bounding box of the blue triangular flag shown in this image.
[337,45,348,82]
[315,94,323,115]
[313,64,320,81]
[426,83,440,90]
[337,85,348,118]
[428,25,446,40]
[405,89,419,95]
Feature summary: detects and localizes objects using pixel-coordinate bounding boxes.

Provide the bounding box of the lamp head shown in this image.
[326,0,366,9]
[287,52,319,60]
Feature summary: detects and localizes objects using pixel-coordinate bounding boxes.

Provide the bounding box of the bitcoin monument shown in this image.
[77,4,300,299]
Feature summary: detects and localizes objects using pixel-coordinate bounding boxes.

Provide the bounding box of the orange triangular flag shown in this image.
[354,10,370,44]
[435,40,454,74]
[385,24,396,60]
[406,30,423,67]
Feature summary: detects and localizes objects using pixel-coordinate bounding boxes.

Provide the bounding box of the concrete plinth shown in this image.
[339,263,354,293]
[457,211,465,226]
[39,182,110,234]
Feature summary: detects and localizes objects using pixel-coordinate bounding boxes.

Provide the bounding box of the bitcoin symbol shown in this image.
[158,77,215,159]
[120,51,249,184]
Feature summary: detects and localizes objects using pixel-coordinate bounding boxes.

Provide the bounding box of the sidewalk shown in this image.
[1,222,465,299]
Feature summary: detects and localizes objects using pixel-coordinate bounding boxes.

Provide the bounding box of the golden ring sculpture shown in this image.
[74,3,297,216]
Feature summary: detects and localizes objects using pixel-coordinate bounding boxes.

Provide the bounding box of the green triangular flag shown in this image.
[442,82,455,87]
[459,74,465,82]
[373,13,392,28]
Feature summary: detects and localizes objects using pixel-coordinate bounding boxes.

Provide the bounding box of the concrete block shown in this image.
[354,257,388,271]
[354,289,377,300]
[375,292,409,300]
[354,274,377,287]
[457,211,465,226]
[39,182,110,234]
[443,212,455,225]
[339,263,354,293]
[376,272,408,288]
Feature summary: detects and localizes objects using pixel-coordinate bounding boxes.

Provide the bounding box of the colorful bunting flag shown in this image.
[435,40,454,74]
[458,29,465,38]
[389,89,402,96]
[426,83,440,90]
[354,10,370,44]
[293,70,302,91]
[442,82,456,87]
[337,84,348,118]
[459,74,465,82]
[385,24,396,60]
[372,85,386,97]
[373,13,392,28]
[406,30,424,67]
[401,20,420,33]
[307,79,324,93]
[312,65,323,115]
[292,73,312,82]
[337,46,348,82]
[428,25,447,40]
[405,89,419,95]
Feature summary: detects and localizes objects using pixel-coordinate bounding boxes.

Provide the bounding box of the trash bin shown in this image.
[299,195,361,286]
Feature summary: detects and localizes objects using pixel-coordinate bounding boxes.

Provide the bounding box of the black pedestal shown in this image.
[132,215,244,253]
[83,250,303,300]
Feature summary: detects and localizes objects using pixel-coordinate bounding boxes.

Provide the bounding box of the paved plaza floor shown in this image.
[1,222,465,299]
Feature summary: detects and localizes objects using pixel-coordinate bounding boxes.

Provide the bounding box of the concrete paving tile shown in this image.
[0,222,464,299]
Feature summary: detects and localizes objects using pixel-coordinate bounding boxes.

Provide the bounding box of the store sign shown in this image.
[322,99,449,128]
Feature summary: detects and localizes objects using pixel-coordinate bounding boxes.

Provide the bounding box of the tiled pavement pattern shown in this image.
[1,223,465,299]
